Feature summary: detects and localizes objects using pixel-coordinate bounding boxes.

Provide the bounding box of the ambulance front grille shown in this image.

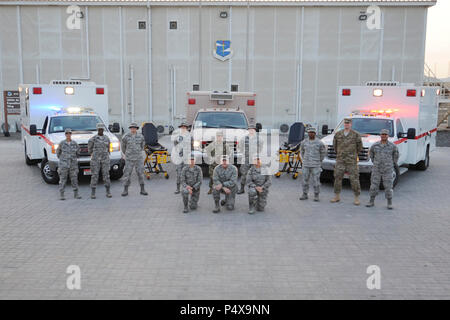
[327,145,369,161]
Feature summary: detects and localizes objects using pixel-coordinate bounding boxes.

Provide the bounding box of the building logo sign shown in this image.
[213,40,233,61]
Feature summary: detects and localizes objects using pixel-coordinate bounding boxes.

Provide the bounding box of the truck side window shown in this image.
[396,119,404,134]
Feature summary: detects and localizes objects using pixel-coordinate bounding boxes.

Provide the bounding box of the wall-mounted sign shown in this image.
[4,90,20,115]
[213,40,233,61]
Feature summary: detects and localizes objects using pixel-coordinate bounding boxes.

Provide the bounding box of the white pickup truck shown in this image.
[320,82,439,186]
[20,80,124,184]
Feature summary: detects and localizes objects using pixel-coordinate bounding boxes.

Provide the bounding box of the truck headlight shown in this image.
[110,142,120,152]
[193,140,201,150]
[52,144,59,154]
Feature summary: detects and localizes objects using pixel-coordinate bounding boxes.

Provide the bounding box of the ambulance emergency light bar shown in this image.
[53,107,95,114]
[350,109,400,117]
[341,88,418,97]
[31,87,105,95]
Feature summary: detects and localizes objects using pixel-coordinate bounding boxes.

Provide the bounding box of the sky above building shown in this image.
[426,0,450,79]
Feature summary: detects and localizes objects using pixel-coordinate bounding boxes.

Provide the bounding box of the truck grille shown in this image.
[327,145,369,161]
[79,144,90,157]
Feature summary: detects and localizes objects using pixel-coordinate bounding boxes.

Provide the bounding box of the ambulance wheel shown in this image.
[110,168,124,180]
[413,146,430,171]
[41,159,59,184]
[319,170,333,183]
[24,145,39,166]
[379,166,400,190]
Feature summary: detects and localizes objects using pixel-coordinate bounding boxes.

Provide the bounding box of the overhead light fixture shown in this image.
[65,87,74,95]
[373,89,383,97]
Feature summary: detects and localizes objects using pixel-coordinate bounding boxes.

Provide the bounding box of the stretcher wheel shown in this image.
[146,176,150,180]
[293,173,298,180]
[275,172,281,178]
[164,173,169,179]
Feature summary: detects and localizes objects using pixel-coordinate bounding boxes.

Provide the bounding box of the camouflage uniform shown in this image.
[212,164,238,211]
[246,165,271,213]
[239,134,263,193]
[57,139,80,195]
[181,164,203,212]
[174,131,191,193]
[300,137,326,196]
[205,141,232,190]
[333,129,363,196]
[369,141,399,200]
[122,131,145,187]
[88,134,111,189]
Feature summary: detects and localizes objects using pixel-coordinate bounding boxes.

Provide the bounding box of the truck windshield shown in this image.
[336,118,394,137]
[194,112,248,129]
[49,116,104,133]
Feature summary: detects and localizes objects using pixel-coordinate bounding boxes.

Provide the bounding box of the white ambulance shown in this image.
[20,80,124,184]
[186,91,261,164]
[320,81,439,186]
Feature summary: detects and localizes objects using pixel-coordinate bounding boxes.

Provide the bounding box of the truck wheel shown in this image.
[413,146,430,171]
[24,145,39,166]
[319,170,333,183]
[41,158,59,184]
[110,168,124,180]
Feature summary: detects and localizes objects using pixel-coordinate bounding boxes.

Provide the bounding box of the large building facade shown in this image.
[0,0,437,131]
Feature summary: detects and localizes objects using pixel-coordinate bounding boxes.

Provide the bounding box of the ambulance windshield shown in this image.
[336,118,394,137]
[49,115,103,133]
[194,112,248,129]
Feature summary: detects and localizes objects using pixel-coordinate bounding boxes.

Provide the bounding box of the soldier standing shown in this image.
[212,155,238,213]
[246,156,271,214]
[299,127,326,201]
[174,122,191,194]
[56,128,81,200]
[238,125,262,194]
[366,129,399,210]
[88,123,112,199]
[331,118,363,205]
[205,131,232,194]
[121,122,148,196]
[180,154,203,213]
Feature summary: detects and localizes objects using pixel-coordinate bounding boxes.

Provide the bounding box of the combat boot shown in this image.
[330,194,340,203]
[237,185,245,194]
[106,186,112,198]
[387,199,393,210]
[248,202,255,214]
[207,188,213,195]
[299,193,308,200]
[59,191,65,201]
[140,184,148,196]
[91,188,96,199]
[314,193,320,202]
[366,196,375,207]
[174,184,180,194]
[74,190,82,199]
[220,199,226,206]
[121,186,129,197]
[190,202,197,210]
[213,200,220,213]
[183,198,189,214]
[353,195,360,206]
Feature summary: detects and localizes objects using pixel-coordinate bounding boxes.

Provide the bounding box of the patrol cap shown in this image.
[65,128,72,134]
[179,122,190,128]
[248,124,257,130]
[128,122,139,129]
[96,123,105,130]
[307,127,317,133]
[344,118,352,123]
[215,130,224,137]
[380,129,390,135]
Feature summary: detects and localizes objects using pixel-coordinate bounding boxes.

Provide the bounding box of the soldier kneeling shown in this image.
[180,154,203,213]
[212,155,238,213]
[247,156,271,214]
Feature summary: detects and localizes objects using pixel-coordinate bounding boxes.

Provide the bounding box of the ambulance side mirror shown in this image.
[111,122,120,133]
[397,132,404,139]
[29,124,37,136]
[407,128,416,140]
[256,123,262,132]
